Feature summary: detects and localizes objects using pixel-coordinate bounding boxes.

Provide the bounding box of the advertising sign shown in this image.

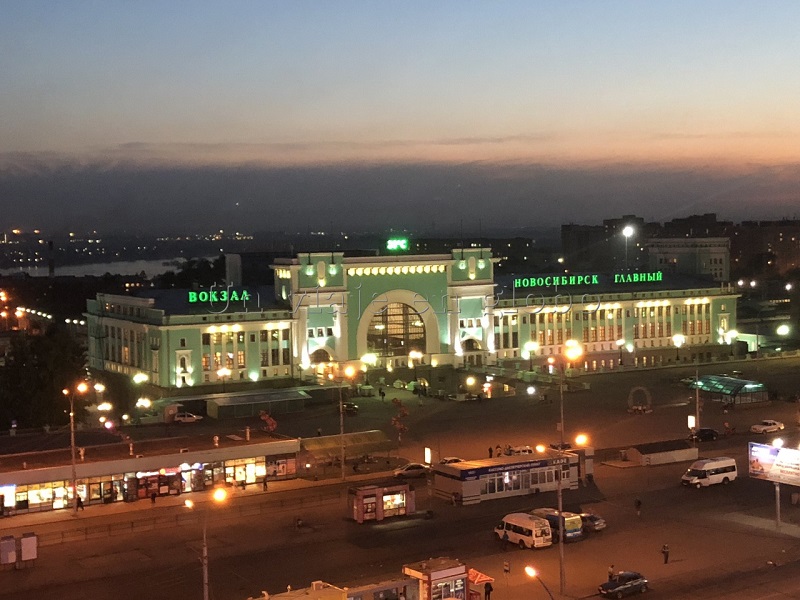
[748,442,800,485]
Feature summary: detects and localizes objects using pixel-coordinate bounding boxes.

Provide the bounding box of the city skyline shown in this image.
[2,2,800,234]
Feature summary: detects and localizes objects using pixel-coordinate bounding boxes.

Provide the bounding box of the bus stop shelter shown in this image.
[690,375,769,407]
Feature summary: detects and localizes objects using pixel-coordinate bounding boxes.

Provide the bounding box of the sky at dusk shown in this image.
[2,1,800,234]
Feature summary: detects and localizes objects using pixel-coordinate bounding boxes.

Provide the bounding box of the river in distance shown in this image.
[0,258,195,278]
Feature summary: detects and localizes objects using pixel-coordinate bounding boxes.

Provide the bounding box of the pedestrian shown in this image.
[501,529,509,550]
[634,498,642,517]
[240,480,246,491]
[262,478,268,492]
[484,581,493,600]
[150,491,157,505]
[608,564,614,581]
[77,496,84,511]
[316,427,322,437]
[661,544,670,564]
[495,445,502,457]
[488,446,493,458]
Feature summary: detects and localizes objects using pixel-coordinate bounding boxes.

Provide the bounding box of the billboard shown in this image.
[748,442,800,485]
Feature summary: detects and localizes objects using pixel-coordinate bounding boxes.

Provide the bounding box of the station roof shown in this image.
[689,375,766,397]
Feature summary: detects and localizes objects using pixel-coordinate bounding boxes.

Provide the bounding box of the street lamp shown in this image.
[184,487,228,600]
[62,381,89,515]
[338,365,356,480]
[408,350,423,384]
[772,438,784,529]
[524,566,555,600]
[622,225,634,270]
[360,353,378,385]
[615,338,625,366]
[672,333,685,362]
[546,339,583,597]
[216,367,231,392]
[523,341,540,373]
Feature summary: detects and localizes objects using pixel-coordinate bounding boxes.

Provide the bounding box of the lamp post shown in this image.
[523,341,540,373]
[622,225,634,270]
[338,365,356,480]
[408,350,423,385]
[62,382,89,515]
[216,367,231,393]
[524,566,555,600]
[672,333,685,363]
[615,339,625,366]
[547,339,583,597]
[184,487,228,600]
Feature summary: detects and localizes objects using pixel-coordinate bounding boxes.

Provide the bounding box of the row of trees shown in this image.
[0,325,86,429]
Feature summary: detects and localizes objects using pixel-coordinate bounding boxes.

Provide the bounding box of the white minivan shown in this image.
[681,457,737,488]
[494,513,552,549]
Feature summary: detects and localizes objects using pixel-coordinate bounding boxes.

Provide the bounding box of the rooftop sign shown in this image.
[513,270,664,290]
[187,288,252,304]
[386,237,409,252]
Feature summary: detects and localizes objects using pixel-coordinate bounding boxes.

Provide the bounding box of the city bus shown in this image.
[530,508,584,542]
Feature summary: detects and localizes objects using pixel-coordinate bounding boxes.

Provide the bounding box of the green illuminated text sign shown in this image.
[188,289,252,304]
[386,238,409,251]
[513,271,664,289]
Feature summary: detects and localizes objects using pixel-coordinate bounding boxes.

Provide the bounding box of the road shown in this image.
[3,356,800,599]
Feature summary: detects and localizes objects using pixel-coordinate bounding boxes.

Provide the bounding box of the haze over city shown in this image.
[2,1,800,235]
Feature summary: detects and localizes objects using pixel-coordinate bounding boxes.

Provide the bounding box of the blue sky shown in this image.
[1,2,800,232]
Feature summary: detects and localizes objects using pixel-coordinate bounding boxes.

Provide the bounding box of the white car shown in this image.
[174,412,203,423]
[750,420,784,434]
[439,457,464,465]
[393,462,430,478]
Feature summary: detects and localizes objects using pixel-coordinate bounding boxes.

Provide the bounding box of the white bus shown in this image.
[681,457,737,488]
[494,512,553,549]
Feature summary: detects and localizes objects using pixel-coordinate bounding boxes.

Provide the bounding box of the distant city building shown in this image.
[645,237,730,282]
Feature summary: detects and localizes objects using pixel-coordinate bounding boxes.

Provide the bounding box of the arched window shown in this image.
[367,302,426,357]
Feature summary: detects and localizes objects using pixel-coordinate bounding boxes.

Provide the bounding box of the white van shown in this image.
[494,512,552,549]
[681,457,737,488]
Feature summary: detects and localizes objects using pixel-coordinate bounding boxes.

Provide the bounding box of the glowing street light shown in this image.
[132,373,149,385]
[62,381,89,515]
[184,488,228,600]
[524,566,555,600]
[672,333,685,361]
[338,365,357,480]
[622,225,634,269]
[547,339,583,596]
[523,341,540,372]
[216,367,231,392]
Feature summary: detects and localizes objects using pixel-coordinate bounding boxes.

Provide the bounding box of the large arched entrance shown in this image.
[366,302,426,358]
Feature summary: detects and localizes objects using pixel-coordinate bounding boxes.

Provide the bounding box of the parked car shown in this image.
[579,512,607,533]
[599,571,648,597]
[174,412,203,423]
[393,463,430,478]
[689,427,719,442]
[440,457,464,465]
[509,445,534,455]
[750,420,784,434]
[342,402,359,415]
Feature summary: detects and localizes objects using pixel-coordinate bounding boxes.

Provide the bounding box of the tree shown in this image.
[0,324,86,428]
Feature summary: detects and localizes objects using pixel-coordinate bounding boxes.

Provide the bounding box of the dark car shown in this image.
[689,427,719,442]
[579,512,606,533]
[597,571,647,598]
[342,402,359,415]
[599,571,648,597]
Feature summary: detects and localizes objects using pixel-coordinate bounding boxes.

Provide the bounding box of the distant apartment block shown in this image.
[645,237,730,282]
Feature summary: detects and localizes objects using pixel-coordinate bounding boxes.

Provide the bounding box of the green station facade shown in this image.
[85,248,740,392]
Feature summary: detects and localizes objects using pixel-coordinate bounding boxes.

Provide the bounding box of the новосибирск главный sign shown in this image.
[513,271,664,290]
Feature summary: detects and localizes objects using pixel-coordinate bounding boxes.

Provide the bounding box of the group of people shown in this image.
[488,445,516,458]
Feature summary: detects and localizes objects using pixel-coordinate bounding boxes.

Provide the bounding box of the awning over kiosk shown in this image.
[468,568,494,585]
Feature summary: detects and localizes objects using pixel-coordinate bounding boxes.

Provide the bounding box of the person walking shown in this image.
[150,491,157,505]
[316,427,322,437]
[488,446,493,458]
[501,529,509,551]
[262,478,268,492]
[495,445,502,457]
[661,544,670,564]
[484,581,493,600]
[77,496,85,511]
[635,498,642,517]
[608,564,615,581]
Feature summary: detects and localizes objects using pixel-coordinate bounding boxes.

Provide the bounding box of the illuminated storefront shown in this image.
[348,482,416,524]
[0,438,299,515]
